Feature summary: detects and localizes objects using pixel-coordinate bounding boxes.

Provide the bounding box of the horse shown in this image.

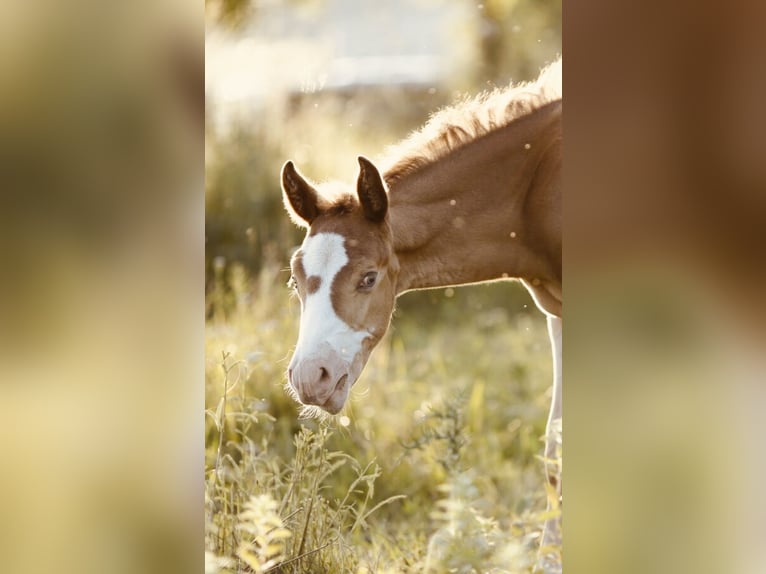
[280,58,562,570]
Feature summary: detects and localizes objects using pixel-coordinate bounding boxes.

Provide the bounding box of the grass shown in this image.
[204,258,561,573]
[203,19,563,568]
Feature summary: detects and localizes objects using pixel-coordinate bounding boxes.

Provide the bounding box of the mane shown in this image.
[381,57,562,185]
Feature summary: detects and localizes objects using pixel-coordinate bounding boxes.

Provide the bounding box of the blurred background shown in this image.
[1,0,203,572]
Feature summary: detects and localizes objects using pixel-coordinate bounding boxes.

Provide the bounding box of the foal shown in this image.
[281,59,562,568]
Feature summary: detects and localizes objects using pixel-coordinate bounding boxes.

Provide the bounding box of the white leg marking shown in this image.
[545,315,563,462]
[539,315,562,572]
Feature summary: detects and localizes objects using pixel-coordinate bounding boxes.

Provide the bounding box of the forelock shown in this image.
[314,181,358,217]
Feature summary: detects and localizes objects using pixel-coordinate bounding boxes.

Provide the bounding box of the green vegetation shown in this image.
[205,260,561,572]
[205,3,562,568]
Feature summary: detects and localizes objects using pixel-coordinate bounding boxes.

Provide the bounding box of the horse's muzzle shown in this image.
[288,353,351,413]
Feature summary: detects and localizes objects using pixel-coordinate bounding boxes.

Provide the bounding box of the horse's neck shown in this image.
[387,102,561,295]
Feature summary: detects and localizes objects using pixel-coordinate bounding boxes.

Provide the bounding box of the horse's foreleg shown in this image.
[538,314,562,572]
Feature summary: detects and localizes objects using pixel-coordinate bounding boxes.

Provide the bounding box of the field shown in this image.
[204,259,561,573]
[204,5,562,569]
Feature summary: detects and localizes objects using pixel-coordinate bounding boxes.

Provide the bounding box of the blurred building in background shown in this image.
[206,0,560,129]
[207,0,471,130]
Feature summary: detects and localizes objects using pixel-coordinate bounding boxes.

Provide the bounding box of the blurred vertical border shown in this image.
[565,1,766,573]
[0,1,203,573]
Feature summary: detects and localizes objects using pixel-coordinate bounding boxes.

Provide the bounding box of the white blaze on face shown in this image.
[290,233,369,412]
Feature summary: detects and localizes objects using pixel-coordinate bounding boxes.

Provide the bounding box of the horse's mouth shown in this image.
[319,374,349,414]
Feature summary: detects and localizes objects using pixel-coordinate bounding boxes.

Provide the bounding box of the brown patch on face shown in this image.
[289,255,307,298]
[306,275,321,294]
[309,204,400,352]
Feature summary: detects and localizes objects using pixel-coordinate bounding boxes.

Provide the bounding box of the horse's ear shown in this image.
[356,156,388,223]
[281,161,321,227]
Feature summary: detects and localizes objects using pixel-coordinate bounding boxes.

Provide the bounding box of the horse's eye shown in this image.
[358,271,378,290]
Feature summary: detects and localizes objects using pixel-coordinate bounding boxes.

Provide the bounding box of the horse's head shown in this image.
[280,157,399,414]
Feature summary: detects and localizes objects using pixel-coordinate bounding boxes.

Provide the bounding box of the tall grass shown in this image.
[205,8,562,566]
[205,260,560,573]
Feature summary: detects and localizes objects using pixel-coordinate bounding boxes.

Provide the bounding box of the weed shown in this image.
[205,265,559,573]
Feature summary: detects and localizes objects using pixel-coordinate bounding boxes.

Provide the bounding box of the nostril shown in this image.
[319,367,329,382]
